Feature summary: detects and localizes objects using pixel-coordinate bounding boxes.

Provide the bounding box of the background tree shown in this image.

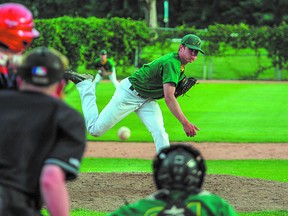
[3,0,287,27]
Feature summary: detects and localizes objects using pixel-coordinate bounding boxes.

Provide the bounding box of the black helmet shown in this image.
[18,47,66,86]
[153,144,206,192]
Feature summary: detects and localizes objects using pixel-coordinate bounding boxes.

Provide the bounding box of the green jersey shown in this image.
[129,52,186,99]
[109,189,237,216]
[94,58,114,72]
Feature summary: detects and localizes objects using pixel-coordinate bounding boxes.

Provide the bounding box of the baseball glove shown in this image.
[174,76,198,98]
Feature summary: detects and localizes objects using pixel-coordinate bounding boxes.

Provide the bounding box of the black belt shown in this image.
[129,86,148,99]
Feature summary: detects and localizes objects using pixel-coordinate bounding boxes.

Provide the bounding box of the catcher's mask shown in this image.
[153,144,206,192]
[0,3,39,53]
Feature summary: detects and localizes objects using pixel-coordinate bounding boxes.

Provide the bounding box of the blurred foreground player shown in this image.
[0,47,86,216]
[109,144,237,216]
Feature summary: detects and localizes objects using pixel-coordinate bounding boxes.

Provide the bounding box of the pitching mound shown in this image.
[67,142,288,213]
[67,173,287,212]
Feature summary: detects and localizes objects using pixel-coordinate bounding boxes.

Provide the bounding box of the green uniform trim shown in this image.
[109,190,237,216]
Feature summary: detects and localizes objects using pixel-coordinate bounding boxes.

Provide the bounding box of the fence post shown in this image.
[202,56,207,80]
[134,46,139,69]
[275,68,282,81]
[208,58,213,79]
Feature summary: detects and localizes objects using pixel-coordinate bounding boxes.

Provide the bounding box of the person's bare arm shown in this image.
[40,165,70,216]
[163,83,200,137]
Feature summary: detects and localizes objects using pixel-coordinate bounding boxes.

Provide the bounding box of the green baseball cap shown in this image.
[181,34,205,54]
[100,49,107,55]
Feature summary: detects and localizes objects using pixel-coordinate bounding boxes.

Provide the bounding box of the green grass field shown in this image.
[64,81,288,143]
[58,81,288,216]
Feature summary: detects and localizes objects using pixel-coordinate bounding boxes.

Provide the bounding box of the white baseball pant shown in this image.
[76,77,170,152]
[94,67,119,88]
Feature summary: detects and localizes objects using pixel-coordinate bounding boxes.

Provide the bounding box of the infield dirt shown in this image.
[67,142,288,213]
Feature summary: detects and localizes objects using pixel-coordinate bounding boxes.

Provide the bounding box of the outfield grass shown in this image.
[64,81,288,143]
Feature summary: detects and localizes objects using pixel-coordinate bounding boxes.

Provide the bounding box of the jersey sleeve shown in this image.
[44,106,86,180]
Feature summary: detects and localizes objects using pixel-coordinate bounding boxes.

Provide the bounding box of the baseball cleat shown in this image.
[64,70,94,84]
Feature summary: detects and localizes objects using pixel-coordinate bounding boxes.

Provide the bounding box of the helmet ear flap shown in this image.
[0,3,39,53]
[153,144,206,191]
[153,145,177,189]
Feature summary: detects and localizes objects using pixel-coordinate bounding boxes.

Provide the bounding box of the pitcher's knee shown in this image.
[87,126,104,137]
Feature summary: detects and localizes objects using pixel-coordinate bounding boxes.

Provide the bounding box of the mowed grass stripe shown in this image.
[80,158,288,182]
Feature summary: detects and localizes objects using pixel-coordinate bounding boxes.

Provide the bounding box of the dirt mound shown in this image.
[67,172,288,212]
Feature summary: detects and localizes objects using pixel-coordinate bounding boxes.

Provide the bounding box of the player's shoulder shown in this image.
[160,52,177,60]
[56,99,82,117]
[0,90,21,105]
[107,58,115,66]
[197,190,213,196]
[36,94,82,119]
[94,58,101,64]
[0,90,48,102]
[56,101,85,129]
[195,190,231,204]
[165,52,180,62]
[157,52,180,66]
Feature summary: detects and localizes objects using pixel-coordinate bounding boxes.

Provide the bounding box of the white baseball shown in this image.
[117,126,131,140]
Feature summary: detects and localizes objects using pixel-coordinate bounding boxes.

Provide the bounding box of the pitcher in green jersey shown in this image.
[65,34,204,153]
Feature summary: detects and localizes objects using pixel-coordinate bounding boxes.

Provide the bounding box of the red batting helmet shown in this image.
[0,3,39,53]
